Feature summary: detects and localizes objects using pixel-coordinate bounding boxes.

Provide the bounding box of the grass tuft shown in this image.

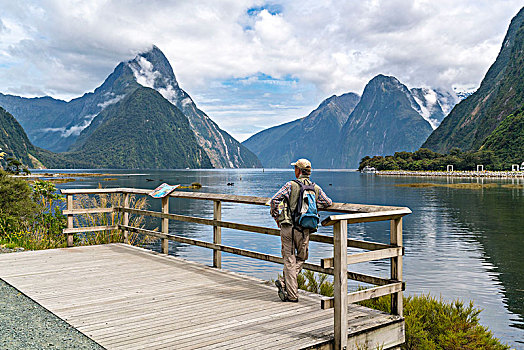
[72,186,155,246]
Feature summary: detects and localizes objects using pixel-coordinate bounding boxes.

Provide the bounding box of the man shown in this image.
[270,158,332,302]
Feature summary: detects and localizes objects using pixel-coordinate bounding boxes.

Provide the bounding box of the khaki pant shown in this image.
[279,224,309,300]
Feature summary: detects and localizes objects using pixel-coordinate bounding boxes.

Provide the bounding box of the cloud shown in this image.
[97,94,125,108]
[0,0,522,140]
[42,114,97,137]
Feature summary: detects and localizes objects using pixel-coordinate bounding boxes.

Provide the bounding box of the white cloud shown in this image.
[0,0,522,139]
[130,57,161,89]
[42,114,97,137]
[97,94,125,108]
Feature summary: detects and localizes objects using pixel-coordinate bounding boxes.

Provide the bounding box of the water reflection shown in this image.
[47,169,523,347]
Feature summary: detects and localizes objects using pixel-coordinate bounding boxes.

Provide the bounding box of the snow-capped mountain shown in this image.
[125,46,260,168]
[410,88,459,130]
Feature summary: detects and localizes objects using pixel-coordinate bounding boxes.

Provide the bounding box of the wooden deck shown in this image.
[0,244,404,349]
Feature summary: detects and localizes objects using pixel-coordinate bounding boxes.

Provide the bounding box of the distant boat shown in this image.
[361,166,377,174]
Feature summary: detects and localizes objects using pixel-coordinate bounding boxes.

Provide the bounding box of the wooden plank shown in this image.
[333,219,348,350]
[80,287,280,337]
[322,209,412,226]
[347,283,403,304]
[66,194,74,247]
[173,311,333,350]
[321,283,403,309]
[90,292,318,344]
[213,200,222,268]
[123,193,129,244]
[346,238,391,251]
[63,225,118,234]
[63,207,114,215]
[70,285,273,330]
[107,303,330,349]
[161,197,169,254]
[61,188,124,194]
[391,218,403,317]
[321,247,403,268]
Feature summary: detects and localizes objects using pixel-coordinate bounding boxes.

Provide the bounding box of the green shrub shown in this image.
[0,170,38,235]
[0,173,66,250]
[360,294,510,350]
[292,271,510,350]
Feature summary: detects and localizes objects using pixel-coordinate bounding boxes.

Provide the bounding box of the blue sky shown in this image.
[0,1,523,140]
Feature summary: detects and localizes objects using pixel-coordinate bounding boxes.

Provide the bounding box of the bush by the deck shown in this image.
[296,272,510,350]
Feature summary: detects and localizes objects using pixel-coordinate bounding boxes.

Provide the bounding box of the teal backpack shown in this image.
[291,180,320,231]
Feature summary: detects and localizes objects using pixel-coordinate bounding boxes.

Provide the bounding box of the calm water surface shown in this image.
[44,169,523,347]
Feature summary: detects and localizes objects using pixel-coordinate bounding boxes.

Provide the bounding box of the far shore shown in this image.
[376,170,524,178]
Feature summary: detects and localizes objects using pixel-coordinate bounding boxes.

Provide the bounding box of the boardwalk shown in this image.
[0,244,403,349]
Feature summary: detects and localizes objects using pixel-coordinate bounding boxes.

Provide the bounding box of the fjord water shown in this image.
[51,169,523,347]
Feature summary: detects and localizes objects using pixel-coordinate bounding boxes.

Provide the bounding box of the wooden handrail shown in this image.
[63,208,114,215]
[61,187,410,214]
[61,186,409,350]
[321,209,412,226]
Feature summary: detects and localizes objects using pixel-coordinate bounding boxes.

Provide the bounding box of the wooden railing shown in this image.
[61,187,411,350]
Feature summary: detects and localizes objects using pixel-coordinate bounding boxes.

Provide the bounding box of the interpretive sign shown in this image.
[149,183,180,198]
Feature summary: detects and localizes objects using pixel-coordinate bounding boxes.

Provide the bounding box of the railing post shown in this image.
[390,218,403,316]
[161,197,169,254]
[123,193,130,244]
[213,200,222,268]
[66,194,74,247]
[333,219,348,350]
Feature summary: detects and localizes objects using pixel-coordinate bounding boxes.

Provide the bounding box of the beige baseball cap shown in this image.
[291,158,311,169]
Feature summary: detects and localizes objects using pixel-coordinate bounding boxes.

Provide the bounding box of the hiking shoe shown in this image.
[275,280,287,302]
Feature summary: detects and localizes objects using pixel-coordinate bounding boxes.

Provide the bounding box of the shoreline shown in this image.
[375,170,524,178]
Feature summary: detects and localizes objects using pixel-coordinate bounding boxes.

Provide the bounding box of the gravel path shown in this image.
[0,254,104,350]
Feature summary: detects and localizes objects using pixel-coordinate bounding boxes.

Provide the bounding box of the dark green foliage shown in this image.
[43,87,213,169]
[423,7,524,153]
[297,271,334,297]
[243,93,360,168]
[0,172,66,249]
[358,148,504,171]
[30,180,67,245]
[359,294,510,350]
[0,107,41,169]
[0,170,37,235]
[481,108,524,168]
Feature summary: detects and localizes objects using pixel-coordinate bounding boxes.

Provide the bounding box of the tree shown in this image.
[0,170,37,235]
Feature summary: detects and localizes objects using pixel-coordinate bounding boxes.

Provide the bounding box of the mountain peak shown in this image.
[369,74,399,84]
[127,45,178,92]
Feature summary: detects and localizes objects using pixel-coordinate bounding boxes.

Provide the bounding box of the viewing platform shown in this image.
[0,188,411,349]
